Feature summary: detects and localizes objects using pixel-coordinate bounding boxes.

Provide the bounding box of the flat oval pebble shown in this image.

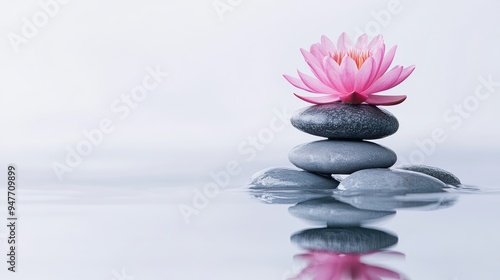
[338,168,447,195]
[288,140,397,174]
[395,164,461,186]
[288,197,395,226]
[291,103,399,139]
[291,227,398,254]
[249,167,339,190]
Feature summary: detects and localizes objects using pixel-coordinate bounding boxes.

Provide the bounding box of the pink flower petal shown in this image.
[365,94,407,105]
[324,57,348,93]
[362,66,403,95]
[300,48,321,66]
[354,56,376,93]
[298,70,335,94]
[337,32,352,51]
[365,265,405,279]
[310,44,326,64]
[339,56,358,93]
[294,93,340,104]
[366,46,385,86]
[283,74,314,92]
[374,45,397,80]
[368,35,383,51]
[300,49,332,87]
[314,42,328,57]
[355,34,369,49]
[321,35,336,54]
[339,91,368,104]
[388,65,416,88]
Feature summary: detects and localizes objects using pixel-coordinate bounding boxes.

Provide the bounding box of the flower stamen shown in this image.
[331,49,372,69]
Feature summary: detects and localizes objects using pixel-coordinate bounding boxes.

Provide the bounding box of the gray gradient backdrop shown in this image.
[1,0,499,187]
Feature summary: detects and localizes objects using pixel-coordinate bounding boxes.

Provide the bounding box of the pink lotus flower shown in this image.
[289,250,407,280]
[284,33,415,105]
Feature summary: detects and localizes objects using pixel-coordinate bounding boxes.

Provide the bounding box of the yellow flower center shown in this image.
[331,50,372,69]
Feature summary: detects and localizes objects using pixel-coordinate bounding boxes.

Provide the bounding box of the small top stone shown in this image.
[395,164,461,186]
[291,103,399,139]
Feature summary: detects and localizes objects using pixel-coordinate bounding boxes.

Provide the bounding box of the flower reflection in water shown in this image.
[290,250,407,280]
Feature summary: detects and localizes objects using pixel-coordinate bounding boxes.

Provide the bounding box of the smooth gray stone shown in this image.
[291,227,398,254]
[395,164,461,186]
[291,103,399,139]
[288,140,397,174]
[338,168,447,195]
[289,197,395,226]
[248,167,339,190]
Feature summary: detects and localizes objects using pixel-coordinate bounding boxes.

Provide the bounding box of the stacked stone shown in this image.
[248,102,463,197]
[288,102,399,176]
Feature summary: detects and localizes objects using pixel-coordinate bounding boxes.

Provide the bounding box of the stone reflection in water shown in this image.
[290,250,407,280]
[333,192,457,212]
[250,189,334,205]
[289,227,405,279]
[291,227,398,254]
[289,197,395,226]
